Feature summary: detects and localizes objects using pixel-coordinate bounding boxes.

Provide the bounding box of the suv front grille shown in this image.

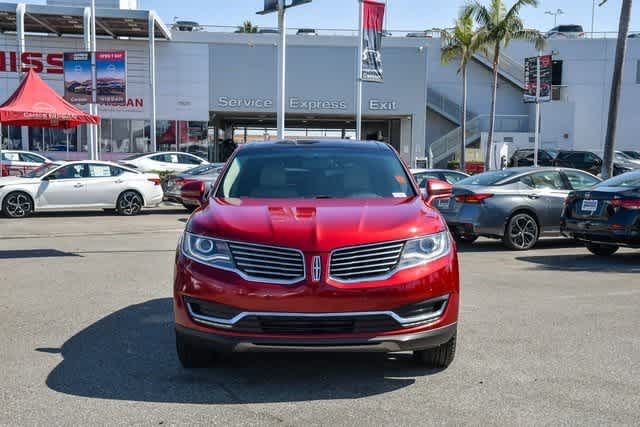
[329,241,405,281]
[228,241,305,283]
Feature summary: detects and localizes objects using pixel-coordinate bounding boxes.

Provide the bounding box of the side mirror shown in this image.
[181,181,207,206]
[423,179,453,207]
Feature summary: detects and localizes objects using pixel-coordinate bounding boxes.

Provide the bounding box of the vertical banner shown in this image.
[361,0,385,83]
[63,52,92,104]
[538,54,552,102]
[96,51,127,105]
[524,54,552,103]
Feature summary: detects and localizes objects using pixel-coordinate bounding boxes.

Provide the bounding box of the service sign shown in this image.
[63,52,92,104]
[96,51,127,105]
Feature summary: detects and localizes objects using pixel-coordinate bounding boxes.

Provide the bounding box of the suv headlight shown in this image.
[398,231,451,270]
[182,232,234,270]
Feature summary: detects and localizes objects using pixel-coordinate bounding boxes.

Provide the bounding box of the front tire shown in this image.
[175,331,214,368]
[2,191,34,218]
[116,191,143,216]
[414,333,457,369]
[453,232,478,244]
[503,213,539,250]
[586,243,619,256]
[182,203,197,213]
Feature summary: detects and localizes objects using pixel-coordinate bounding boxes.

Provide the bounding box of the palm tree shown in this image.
[441,13,488,172]
[237,20,258,33]
[465,0,545,170]
[600,0,633,179]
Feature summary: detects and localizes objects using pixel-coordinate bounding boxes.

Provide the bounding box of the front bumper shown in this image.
[176,322,457,353]
[174,248,459,351]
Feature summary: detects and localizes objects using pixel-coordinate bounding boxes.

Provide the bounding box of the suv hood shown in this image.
[188,197,446,252]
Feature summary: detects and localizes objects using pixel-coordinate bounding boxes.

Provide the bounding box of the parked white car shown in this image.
[119,152,208,173]
[1,150,51,177]
[0,161,163,218]
[546,25,585,39]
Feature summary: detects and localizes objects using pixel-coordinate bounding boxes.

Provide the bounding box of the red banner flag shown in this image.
[361,0,385,83]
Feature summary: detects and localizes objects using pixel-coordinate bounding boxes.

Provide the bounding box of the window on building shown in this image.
[1,125,23,150]
[636,60,640,84]
[29,127,79,153]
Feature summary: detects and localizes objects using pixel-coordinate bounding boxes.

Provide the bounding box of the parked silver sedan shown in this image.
[439,167,601,250]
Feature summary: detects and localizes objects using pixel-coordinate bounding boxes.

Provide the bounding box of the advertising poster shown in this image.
[63,52,92,104]
[361,0,386,83]
[524,54,552,103]
[96,51,127,105]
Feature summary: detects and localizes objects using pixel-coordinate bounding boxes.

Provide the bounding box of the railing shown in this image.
[427,88,477,125]
[188,25,639,39]
[473,52,525,87]
[430,115,530,166]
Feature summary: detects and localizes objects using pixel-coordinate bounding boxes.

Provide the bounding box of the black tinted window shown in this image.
[558,25,583,32]
[48,164,87,179]
[217,147,416,199]
[178,154,202,165]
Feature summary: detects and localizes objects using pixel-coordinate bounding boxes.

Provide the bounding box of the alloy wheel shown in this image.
[4,192,33,218]
[118,191,142,216]
[506,214,538,250]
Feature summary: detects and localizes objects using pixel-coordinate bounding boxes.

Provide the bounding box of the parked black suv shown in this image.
[553,150,634,176]
[553,151,602,175]
[508,149,557,167]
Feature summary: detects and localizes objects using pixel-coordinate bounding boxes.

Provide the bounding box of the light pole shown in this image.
[258,0,312,140]
[591,0,596,37]
[545,8,564,27]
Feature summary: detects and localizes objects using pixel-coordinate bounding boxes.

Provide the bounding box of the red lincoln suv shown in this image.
[174,140,459,368]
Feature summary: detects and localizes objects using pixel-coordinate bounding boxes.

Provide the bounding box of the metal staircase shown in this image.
[427,88,477,125]
[430,115,530,168]
[426,49,527,167]
[473,52,525,88]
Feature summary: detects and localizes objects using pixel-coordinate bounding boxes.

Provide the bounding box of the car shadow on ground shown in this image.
[516,251,640,273]
[41,298,441,404]
[456,238,583,253]
[25,208,187,218]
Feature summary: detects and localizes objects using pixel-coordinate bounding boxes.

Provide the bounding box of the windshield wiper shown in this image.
[315,195,333,199]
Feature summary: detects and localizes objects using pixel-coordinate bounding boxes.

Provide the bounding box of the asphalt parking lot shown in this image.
[1,208,639,426]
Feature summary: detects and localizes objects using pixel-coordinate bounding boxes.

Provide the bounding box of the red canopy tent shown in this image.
[0,69,100,175]
[0,69,100,128]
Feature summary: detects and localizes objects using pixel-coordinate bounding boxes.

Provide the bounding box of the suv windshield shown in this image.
[457,170,521,186]
[24,163,60,178]
[216,146,416,199]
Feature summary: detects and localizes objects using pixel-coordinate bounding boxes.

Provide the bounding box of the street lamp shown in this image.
[545,8,564,27]
[258,0,312,140]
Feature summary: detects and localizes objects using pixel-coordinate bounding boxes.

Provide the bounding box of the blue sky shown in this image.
[7,0,637,34]
[137,0,636,34]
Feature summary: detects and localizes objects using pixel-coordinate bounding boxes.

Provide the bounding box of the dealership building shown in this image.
[0,0,638,166]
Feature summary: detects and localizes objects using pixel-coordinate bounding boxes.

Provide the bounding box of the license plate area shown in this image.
[436,197,451,209]
[581,199,598,213]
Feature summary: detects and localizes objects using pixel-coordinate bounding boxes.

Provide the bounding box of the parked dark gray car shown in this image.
[440,167,601,250]
[163,163,224,211]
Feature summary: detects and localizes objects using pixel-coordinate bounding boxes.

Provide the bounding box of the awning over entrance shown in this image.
[0,2,171,39]
[0,69,100,128]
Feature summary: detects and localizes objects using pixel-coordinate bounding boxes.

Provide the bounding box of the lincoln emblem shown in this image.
[312,256,321,282]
